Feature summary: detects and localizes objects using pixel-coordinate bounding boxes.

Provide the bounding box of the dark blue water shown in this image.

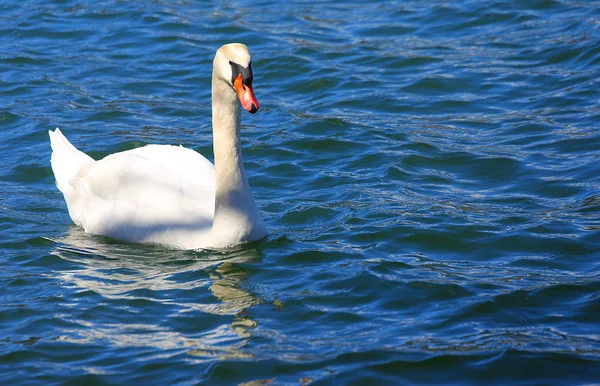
[1,0,600,384]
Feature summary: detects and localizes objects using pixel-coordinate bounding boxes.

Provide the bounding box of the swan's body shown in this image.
[49,43,266,249]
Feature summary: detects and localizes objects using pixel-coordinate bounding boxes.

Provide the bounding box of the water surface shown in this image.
[1,0,600,384]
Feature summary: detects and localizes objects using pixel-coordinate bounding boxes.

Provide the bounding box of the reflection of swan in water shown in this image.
[48,227,262,360]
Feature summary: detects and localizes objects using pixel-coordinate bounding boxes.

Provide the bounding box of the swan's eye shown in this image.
[229,61,253,86]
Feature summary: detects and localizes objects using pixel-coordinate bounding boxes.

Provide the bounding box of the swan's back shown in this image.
[49,129,217,249]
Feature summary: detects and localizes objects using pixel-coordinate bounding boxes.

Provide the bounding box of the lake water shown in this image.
[1,0,600,384]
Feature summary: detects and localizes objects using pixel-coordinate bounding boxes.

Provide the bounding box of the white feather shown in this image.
[49,43,266,249]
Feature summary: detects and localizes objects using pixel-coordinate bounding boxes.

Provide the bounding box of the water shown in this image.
[1,0,600,384]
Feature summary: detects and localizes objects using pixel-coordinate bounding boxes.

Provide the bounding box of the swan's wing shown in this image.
[68,145,216,245]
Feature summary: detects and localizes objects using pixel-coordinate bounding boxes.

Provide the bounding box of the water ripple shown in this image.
[1,0,600,384]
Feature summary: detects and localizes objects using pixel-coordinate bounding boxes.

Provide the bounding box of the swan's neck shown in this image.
[210,74,264,246]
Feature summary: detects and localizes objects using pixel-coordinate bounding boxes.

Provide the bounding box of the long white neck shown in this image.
[210,71,265,247]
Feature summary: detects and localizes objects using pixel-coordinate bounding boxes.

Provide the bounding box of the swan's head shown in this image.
[214,43,260,114]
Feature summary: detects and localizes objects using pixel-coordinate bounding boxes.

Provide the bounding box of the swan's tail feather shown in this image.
[49,128,94,195]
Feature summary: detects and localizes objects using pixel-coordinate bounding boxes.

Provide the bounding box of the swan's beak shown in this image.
[234,74,260,114]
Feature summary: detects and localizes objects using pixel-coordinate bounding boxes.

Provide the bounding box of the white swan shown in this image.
[49,43,266,250]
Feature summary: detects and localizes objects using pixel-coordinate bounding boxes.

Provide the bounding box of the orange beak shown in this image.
[234,74,260,114]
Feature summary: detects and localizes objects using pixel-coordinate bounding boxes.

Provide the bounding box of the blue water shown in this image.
[1,0,600,384]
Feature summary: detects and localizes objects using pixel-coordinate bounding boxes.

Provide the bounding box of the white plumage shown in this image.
[49,43,266,249]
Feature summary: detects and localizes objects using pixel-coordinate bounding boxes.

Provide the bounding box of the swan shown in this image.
[49,43,266,250]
